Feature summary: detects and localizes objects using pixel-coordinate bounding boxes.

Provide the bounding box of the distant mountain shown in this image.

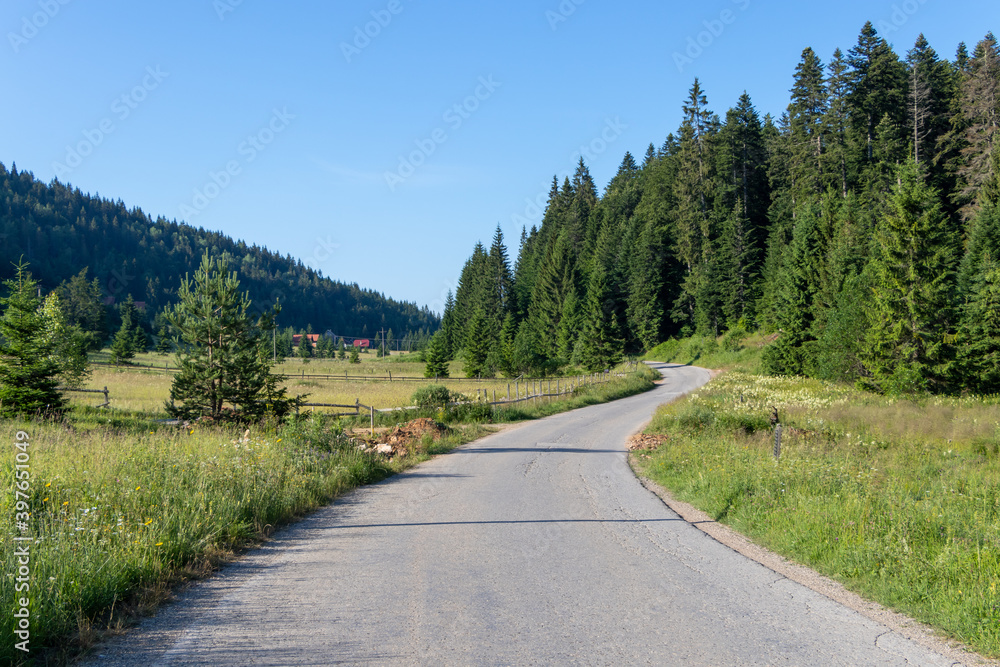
[0,162,438,337]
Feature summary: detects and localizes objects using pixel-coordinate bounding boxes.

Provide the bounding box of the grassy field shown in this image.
[0,359,657,665]
[74,352,626,414]
[633,344,1000,659]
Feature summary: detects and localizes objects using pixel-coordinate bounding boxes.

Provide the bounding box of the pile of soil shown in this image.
[627,433,669,452]
[356,418,445,459]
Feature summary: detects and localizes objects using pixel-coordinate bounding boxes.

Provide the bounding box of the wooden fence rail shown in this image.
[58,386,110,408]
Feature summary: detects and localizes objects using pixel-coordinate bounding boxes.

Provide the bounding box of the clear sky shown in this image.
[2,0,996,314]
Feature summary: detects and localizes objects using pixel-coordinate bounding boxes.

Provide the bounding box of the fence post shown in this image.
[355,398,360,416]
[493,389,496,403]
[370,405,375,437]
[102,386,109,407]
[389,370,392,382]
[507,384,510,401]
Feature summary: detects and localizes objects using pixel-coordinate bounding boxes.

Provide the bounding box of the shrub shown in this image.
[411,385,452,408]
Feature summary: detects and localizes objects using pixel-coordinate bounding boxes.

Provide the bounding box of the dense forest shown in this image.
[0,163,439,340]
[442,23,1000,394]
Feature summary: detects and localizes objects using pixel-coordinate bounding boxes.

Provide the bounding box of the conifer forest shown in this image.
[443,23,1000,394]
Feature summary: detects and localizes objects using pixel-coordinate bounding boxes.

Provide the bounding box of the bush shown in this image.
[411,385,452,408]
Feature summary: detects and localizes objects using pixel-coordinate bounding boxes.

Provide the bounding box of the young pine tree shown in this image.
[337,338,347,360]
[156,325,173,354]
[166,253,300,422]
[297,331,313,363]
[349,344,361,364]
[463,309,493,378]
[0,261,66,416]
[111,295,141,364]
[423,331,450,378]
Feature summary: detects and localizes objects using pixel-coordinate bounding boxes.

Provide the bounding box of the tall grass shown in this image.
[0,414,481,665]
[634,370,1000,658]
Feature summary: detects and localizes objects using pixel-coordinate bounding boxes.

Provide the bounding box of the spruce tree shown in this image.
[297,331,313,362]
[55,268,106,351]
[788,48,829,200]
[575,258,622,372]
[166,253,300,421]
[0,261,66,416]
[958,254,1000,393]
[423,331,450,378]
[862,162,958,393]
[462,308,493,378]
[337,338,346,360]
[156,325,173,354]
[349,344,360,364]
[111,295,140,364]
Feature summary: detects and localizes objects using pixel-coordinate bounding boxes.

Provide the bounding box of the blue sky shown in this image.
[2,0,996,314]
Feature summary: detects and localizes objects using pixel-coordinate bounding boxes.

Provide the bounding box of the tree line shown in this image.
[0,163,439,341]
[436,23,1000,394]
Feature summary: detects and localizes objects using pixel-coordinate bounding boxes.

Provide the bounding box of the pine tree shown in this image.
[55,268,106,350]
[0,260,66,416]
[847,23,909,167]
[297,330,313,362]
[156,325,173,354]
[165,253,300,421]
[762,201,824,375]
[462,308,492,378]
[824,48,853,196]
[423,330,450,378]
[788,48,829,200]
[337,337,346,360]
[349,344,360,364]
[575,257,622,372]
[673,78,719,332]
[627,219,667,349]
[950,33,1000,221]
[958,253,1000,393]
[862,161,958,393]
[111,295,140,364]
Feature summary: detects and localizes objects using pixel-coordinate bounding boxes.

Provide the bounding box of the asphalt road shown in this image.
[84,363,969,666]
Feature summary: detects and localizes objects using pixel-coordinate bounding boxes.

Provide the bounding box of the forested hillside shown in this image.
[0,163,438,338]
[443,24,1000,393]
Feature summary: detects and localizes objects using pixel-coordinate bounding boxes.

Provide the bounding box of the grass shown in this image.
[643,331,770,371]
[0,412,490,665]
[632,349,1000,659]
[0,359,657,665]
[77,351,627,414]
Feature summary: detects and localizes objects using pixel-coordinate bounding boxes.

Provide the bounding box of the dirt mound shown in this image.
[356,418,445,459]
[627,433,669,452]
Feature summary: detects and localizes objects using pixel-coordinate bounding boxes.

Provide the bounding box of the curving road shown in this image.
[85,363,970,666]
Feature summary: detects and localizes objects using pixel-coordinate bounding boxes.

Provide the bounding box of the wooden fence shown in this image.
[57,386,110,408]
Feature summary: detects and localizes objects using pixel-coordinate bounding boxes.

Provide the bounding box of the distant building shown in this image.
[353,338,370,348]
[292,334,321,346]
